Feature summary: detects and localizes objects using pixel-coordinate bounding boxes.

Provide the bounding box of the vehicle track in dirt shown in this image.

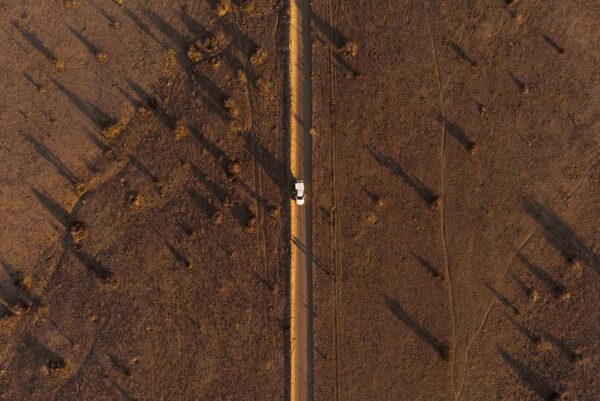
[423,3,458,396]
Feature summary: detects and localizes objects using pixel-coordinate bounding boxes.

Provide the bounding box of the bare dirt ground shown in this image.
[0,1,290,400]
[1,0,599,400]
[311,1,599,401]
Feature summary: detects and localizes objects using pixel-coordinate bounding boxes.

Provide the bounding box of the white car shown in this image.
[295,180,306,205]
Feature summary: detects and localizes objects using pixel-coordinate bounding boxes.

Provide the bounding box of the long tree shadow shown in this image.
[361,186,381,204]
[435,114,477,152]
[523,199,600,274]
[143,8,187,52]
[70,347,138,401]
[71,241,115,284]
[333,51,360,77]
[145,5,230,114]
[23,72,44,91]
[216,15,258,57]
[369,149,439,208]
[242,132,292,196]
[508,71,528,94]
[384,295,449,359]
[164,240,190,269]
[138,8,231,121]
[190,71,232,121]
[485,282,520,315]
[411,252,444,280]
[107,353,133,377]
[11,21,56,61]
[89,0,163,50]
[139,9,231,120]
[24,133,80,186]
[539,330,582,363]
[180,9,259,83]
[231,201,254,229]
[31,188,115,284]
[215,14,262,81]
[291,236,332,279]
[311,12,358,76]
[516,253,567,299]
[111,379,139,401]
[189,127,232,168]
[448,42,477,66]
[118,87,143,109]
[23,334,65,371]
[144,7,241,122]
[187,187,218,218]
[31,187,70,225]
[0,261,37,317]
[507,315,541,344]
[497,347,560,400]
[190,162,230,204]
[68,27,100,55]
[542,35,565,54]
[236,177,274,211]
[83,129,110,154]
[126,79,176,128]
[128,154,159,183]
[248,267,274,292]
[89,2,118,26]
[120,6,164,48]
[509,272,535,298]
[51,78,116,131]
[311,12,348,49]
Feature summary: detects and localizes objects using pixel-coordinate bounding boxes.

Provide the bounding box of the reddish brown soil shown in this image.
[1,0,599,400]
[0,1,289,400]
[311,1,599,401]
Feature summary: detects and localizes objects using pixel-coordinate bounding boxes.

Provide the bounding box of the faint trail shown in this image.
[566,154,600,202]
[327,1,342,400]
[257,168,268,282]
[76,374,84,401]
[454,229,536,401]
[455,152,599,400]
[241,68,270,330]
[424,3,457,397]
[257,164,270,333]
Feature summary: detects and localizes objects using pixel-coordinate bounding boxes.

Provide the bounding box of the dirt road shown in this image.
[289,0,313,400]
